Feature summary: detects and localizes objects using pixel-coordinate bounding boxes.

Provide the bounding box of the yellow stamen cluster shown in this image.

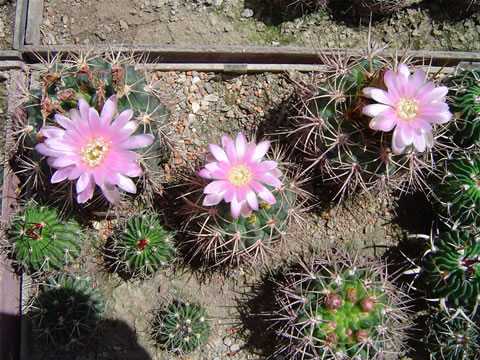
[81,137,109,167]
[228,165,252,186]
[396,98,419,121]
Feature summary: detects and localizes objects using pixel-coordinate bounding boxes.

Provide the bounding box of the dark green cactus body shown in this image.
[422,230,480,308]
[426,309,480,360]
[271,255,409,359]
[114,214,176,277]
[436,154,480,227]
[447,69,480,147]
[29,274,105,346]
[151,301,210,354]
[7,202,82,273]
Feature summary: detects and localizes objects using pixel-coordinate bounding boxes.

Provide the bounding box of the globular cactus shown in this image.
[270,0,329,16]
[447,69,480,148]
[109,214,176,277]
[289,58,449,199]
[180,132,309,266]
[13,51,170,202]
[425,308,480,360]
[421,230,480,309]
[7,201,83,274]
[434,153,480,227]
[151,300,210,354]
[28,274,105,346]
[268,253,411,359]
[352,0,411,16]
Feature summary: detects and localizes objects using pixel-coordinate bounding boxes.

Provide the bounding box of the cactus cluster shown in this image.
[421,230,480,309]
[13,51,169,202]
[7,201,83,274]
[151,300,210,354]
[425,309,480,360]
[109,214,176,277]
[268,253,410,359]
[28,274,105,346]
[290,58,441,199]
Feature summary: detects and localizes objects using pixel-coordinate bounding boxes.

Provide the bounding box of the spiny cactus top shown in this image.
[197,132,282,218]
[114,214,176,277]
[35,95,154,204]
[447,69,480,147]
[363,63,452,154]
[436,154,480,227]
[271,255,410,359]
[426,309,480,360]
[422,230,480,308]
[29,274,105,346]
[8,202,82,273]
[151,301,210,354]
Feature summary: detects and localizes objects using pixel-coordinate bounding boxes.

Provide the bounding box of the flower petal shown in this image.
[251,140,270,162]
[204,180,230,194]
[246,189,258,211]
[101,183,120,205]
[203,193,224,206]
[235,132,247,160]
[392,128,406,155]
[210,143,229,162]
[117,134,154,150]
[100,96,117,125]
[117,174,137,193]
[370,89,395,106]
[51,166,73,183]
[362,104,390,117]
[110,109,133,133]
[77,177,95,203]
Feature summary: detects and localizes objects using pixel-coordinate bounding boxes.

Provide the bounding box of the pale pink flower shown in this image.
[198,133,282,218]
[362,63,452,155]
[35,96,154,205]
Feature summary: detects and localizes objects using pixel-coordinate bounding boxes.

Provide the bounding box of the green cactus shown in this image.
[187,177,305,266]
[269,253,411,359]
[7,202,83,273]
[435,153,480,227]
[151,300,210,354]
[422,230,480,309]
[447,69,480,148]
[28,274,105,346]
[425,308,480,360]
[111,214,176,277]
[290,58,439,199]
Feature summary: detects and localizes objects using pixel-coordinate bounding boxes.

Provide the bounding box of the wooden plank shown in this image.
[21,44,480,68]
[25,0,43,45]
[13,0,29,50]
[0,70,24,360]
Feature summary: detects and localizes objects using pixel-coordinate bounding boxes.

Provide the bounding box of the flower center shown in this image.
[81,137,109,167]
[396,98,419,121]
[228,165,252,186]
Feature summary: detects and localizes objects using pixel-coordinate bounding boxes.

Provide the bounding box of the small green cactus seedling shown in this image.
[28,274,105,346]
[425,308,480,360]
[7,202,83,273]
[111,214,176,277]
[447,69,480,147]
[421,230,480,309]
[435,153,480,227]
[269,253,411,359]
[151,300,210,354]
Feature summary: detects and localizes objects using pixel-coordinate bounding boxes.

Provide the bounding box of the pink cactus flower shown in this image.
[198,133,282,218]
[362,63,452,155]
[35,95,154,205]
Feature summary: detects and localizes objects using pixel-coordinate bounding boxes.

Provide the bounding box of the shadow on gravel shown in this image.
[25,318,151,360]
